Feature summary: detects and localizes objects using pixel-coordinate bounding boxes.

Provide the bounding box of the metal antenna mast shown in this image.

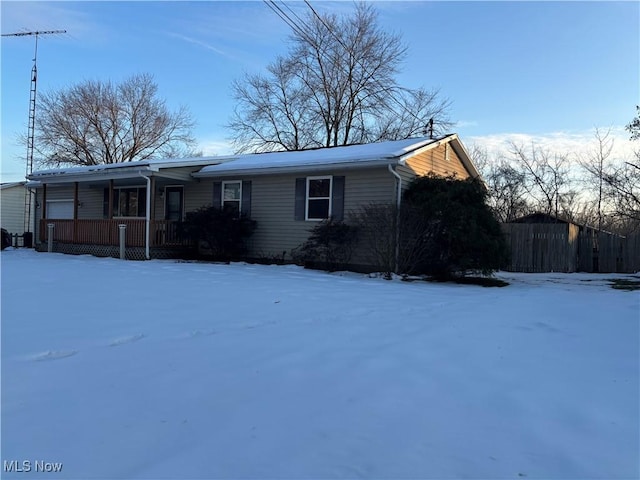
[2,29,66,234]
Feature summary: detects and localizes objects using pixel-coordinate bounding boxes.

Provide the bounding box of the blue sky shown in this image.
[1,1,638,182]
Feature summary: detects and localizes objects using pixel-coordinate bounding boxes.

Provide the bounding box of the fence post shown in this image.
[47,223,54,253]
[119,224,127,260]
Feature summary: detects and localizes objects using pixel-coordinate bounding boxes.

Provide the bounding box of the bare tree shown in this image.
[626,105,640,140]
[229,2,451,153]
[602,153,640,231]
[579,128,614,230]
[576,111,640,233]
[469,144,531,222]
[34,73,196,167]
[508,142,574,218]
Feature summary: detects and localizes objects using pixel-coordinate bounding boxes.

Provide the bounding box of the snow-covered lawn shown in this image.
[1,249,638,479]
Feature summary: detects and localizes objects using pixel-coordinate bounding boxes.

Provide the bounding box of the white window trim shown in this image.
[221,180,242,213]
[305,175,332,221]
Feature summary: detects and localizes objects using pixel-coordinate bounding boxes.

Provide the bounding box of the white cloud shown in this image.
[455,120,479,128]
[198,138,234,156]
[166,32,235,60]
[465,127,636,165]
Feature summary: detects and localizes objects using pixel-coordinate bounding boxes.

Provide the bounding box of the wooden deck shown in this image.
[39,219,192,247]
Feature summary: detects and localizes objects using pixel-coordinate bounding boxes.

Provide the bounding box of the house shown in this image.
[1,182,35,246]
[26,134,480,268]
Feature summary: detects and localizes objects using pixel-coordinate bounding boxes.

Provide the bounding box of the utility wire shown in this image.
[263,0,437,141]
[302,0,436,132]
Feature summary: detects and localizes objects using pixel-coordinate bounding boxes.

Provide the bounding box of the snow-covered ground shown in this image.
[1,249,638,479]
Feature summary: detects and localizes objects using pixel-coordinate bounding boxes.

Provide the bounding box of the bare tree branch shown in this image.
[228,2,450,153]
[33,73,196,167]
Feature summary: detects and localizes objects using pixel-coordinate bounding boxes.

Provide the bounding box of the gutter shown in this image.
[388,164,402,274]
[192,158,396,179]
[138,171,151,260]
[27,168,155,185]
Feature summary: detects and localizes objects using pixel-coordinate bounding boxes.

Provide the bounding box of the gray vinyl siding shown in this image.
[396,165,418,194]
[184,181,215,213]
[78,187,105,219]
[202,167,396,260]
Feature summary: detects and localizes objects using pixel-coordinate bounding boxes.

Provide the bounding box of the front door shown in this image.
[165,187,184,221]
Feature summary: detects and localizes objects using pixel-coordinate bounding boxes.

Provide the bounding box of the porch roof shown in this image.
[27,156,229,185]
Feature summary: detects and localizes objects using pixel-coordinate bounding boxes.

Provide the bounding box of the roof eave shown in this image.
[27,167,156,185]
[192,158,397,178]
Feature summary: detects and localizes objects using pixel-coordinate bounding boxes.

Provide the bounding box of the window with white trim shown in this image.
[222,181,242,215]
[306,176,332,220]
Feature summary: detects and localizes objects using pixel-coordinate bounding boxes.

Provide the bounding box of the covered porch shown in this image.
[28,159,214,259]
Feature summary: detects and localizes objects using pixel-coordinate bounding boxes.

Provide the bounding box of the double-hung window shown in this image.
[222,181,242,215]
[306,176,332,220]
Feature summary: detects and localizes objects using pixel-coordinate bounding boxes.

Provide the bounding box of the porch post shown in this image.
[42,184,47,219]
[41,184,47,242]
[149,176,156,247]
[138,172,151,260]
[108,179,114,219]
[73,181,79,243]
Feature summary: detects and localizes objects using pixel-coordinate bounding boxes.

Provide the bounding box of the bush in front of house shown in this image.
[292,218,358,271]
[180,206,256,261]
[402,174,510,278]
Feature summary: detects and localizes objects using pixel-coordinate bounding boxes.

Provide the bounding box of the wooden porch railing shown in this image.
[39,219,192,248]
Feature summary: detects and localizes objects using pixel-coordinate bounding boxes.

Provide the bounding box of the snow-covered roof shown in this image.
[194,136,445,177]
[26,134,479,183]
[27,156,228,183]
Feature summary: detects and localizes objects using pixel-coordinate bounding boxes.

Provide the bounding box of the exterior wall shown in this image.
[403,142,471,180]
[78,186,105,219]
[1,184,29,235]
[196,167,396,261]
[183,181,215,214]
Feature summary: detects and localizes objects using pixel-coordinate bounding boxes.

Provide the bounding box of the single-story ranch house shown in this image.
[26,134,480,269]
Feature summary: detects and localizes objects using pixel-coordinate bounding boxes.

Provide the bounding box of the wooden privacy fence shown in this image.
[502,223,640,273]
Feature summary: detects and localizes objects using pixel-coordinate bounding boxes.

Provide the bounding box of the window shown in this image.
[306,176,332,220]
[222,181,242,215]
[113,187,146,217]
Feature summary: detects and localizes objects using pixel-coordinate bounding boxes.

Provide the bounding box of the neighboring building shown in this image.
[26,134,479,268]
[1,182,34,242]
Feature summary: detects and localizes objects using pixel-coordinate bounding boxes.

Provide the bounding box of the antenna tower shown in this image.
[2,29,66,234]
